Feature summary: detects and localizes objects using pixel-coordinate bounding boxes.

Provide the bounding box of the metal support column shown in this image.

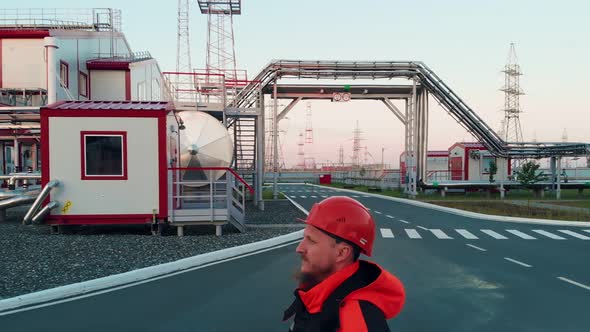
[272,78,279,199]
[556,156,561,200]
[550,157,557,191]
[256,86,265,210]
[31,143,38,171]
[404,98,410,193]
[409,77,418,197]
[13,137,19,173]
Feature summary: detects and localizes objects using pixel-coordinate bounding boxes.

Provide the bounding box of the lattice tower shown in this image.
[499,43,524,143]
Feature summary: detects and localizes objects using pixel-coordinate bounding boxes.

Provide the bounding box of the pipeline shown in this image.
[32,201,59,224]
[23,180,60,225]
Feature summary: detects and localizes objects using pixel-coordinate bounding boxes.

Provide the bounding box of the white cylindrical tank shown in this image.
[178,111,233,184]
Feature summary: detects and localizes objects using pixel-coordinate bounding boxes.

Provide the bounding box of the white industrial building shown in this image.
[0,9,167,176]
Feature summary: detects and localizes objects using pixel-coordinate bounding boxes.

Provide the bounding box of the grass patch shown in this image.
[262,189,285,200]
[547,201,590,209]
[416,188,590,201]
[317,182,406,198]
[431,201,590,222]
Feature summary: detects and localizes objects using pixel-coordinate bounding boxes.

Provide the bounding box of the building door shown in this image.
[450,157,463,180]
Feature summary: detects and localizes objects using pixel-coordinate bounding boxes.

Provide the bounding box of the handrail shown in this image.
[168,167,254,194]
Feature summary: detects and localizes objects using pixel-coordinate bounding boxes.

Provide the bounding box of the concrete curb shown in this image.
[0,228,304,314]
[309,184,589,227]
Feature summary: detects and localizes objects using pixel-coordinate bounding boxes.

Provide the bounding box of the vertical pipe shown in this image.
[272,78,279,199]
[44,37,59,105]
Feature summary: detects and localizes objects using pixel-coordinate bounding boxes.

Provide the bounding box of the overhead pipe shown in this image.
[23,180,59,225]
[5,174,42,190]
[232,60,590,159]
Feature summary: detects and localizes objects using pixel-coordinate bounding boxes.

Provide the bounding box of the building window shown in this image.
[482,157,496,174]
[137,81,146,101]
[81,131,127,180]
[59,60,69,89]
[79,71,88,97]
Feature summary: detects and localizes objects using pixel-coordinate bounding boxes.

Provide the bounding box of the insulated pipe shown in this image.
[23,180,59,225]
[32,201,59,223]
[0,195,35,209]
[7,174,41,190]
[44,37,59,105]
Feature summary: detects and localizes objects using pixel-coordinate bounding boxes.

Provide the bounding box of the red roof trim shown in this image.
[87,60,130,70]
[41,100,172,111]
[0,30,50,39]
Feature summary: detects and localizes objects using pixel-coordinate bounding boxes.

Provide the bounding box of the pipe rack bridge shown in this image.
[230,60,590,159]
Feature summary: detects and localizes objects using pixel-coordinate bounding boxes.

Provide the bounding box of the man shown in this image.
[283,196,405,332]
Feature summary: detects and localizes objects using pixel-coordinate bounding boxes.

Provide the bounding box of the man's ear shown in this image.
[336,243,353,262]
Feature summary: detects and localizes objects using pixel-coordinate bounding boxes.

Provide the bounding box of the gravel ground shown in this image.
[0,200,305,299]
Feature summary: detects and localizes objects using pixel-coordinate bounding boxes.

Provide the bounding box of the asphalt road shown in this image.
[1,184,589,331]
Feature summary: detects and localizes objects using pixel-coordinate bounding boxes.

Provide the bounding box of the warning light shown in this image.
[343,85,351,91]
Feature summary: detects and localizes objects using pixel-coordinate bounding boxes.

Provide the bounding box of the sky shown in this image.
[10,1,590,167]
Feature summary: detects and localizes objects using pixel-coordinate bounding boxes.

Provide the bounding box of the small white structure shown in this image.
[39,101,248,235]
[448,142,511,181]
[41,101,172,225]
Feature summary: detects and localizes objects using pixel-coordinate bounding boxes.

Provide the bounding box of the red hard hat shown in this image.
[301,196,376,256]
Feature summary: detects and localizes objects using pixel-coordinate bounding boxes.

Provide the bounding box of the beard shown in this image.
[292,258,335,291]
[293,269,321,291]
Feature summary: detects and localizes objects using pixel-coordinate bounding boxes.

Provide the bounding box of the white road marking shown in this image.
[386,215,395,219]
[584,230,590,235]
[321,195,327,198]
[300,196,307,198]
[405,229,422,239]
[481,229,508,240]
[374,211,382,215]
[398,219,410,224]
[431,229,453,239]
[504,257,532,268]
[557,277,590,291]
[417,226,429,231]
[290,196,297,198]
[311,196,317,198]
[352,195,360,198]
[366,208,371,211]
[380,228,394,238]
[456,229,479,240]
[532,229,566,240]
[362,195,370,198]
[506,229,536,240]
[557,230,590,240]
[466,244,487,252]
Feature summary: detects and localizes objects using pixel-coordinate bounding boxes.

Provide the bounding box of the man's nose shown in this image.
[296,241,305,254]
